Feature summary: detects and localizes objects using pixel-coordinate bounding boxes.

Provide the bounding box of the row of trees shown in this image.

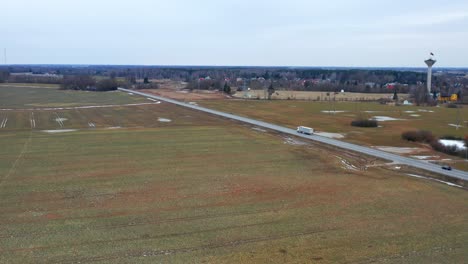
[60,75,159,91]
[1,65,467,98]
[60,75,122,91]
[0,65,441,85]
[0,71,9,83]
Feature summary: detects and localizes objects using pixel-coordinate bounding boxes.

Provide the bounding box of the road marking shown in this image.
[0,102,159,111]
[30,112,36,128]
[54,112,64,128]
[0,116,7,128]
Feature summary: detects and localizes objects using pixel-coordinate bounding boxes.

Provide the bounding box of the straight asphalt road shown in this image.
[119,88,468,182]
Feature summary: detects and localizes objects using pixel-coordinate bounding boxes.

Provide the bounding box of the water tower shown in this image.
[425,54,436,94]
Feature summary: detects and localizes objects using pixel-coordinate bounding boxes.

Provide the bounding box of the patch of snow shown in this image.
[406,174,463,188]
[321,110,347,114]
[127,93,134,95]
[411,155,438,160]
[439,139,466,150]
[404,111,416,113]
[364,110,380,113]
[188,102,198,105]
[417,109,434,113]
[176,90,189,93]
[106,126,122,129]
[158,118,172,122]
[315,132,345,139]
[375,146,422,154]
[394,166,401,170]
[335,156,359,171]
[283,137,308,146]
[252,127,267,132]
[410,114,421,117]
[448,123,463,128]
[371,116,404,122]
[42,129,77,133]
[146,98,159,102]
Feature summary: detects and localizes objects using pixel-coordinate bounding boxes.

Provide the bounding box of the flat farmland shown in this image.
[0,84,147,108]
[200,100,468,171]
[1,86,467,263]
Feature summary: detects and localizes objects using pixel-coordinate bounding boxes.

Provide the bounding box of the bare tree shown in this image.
[267,82,275,100]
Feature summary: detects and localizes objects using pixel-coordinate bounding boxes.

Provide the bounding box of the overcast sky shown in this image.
[2,0,468,67]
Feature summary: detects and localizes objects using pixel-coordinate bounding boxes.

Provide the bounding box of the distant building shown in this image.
[11,72,62,78]
[385,83,397,89]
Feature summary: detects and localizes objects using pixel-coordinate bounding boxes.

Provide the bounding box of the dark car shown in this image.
[441,165,452,171]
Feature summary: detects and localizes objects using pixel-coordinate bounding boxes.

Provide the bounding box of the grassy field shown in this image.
[200,100,468,171]
[0,86,467,263]
[0,85,147,108]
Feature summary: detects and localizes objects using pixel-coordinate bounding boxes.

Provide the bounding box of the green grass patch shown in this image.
[0,85,147,108]
[0,89,467,263]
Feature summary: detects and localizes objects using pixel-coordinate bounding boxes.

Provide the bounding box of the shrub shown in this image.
[440,135,463,140]
[351,119,378,128]
[61,75,95,90]
[96,78,119,91]
[401,130,435,143]
[134,82,159,89]
[446,103,458,108]
[429,140,446,152]
[402,131,467,158]
[401,131,418,142]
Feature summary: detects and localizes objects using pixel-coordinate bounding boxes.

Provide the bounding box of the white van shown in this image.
[297,126,314,135]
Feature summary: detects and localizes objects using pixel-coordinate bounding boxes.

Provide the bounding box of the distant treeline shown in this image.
[59,75,158,91]
[0,70,10,83]
[60,76,128,91]
[1,65,467,96]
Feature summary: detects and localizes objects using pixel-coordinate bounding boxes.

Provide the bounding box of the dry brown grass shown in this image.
[234,90,410,101]
[0,86,467,263]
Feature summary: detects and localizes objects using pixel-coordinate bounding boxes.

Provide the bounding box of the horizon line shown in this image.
[2,63,468,69]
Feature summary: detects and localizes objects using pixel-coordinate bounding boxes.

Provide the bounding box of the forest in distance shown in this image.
[1,65,467,96]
